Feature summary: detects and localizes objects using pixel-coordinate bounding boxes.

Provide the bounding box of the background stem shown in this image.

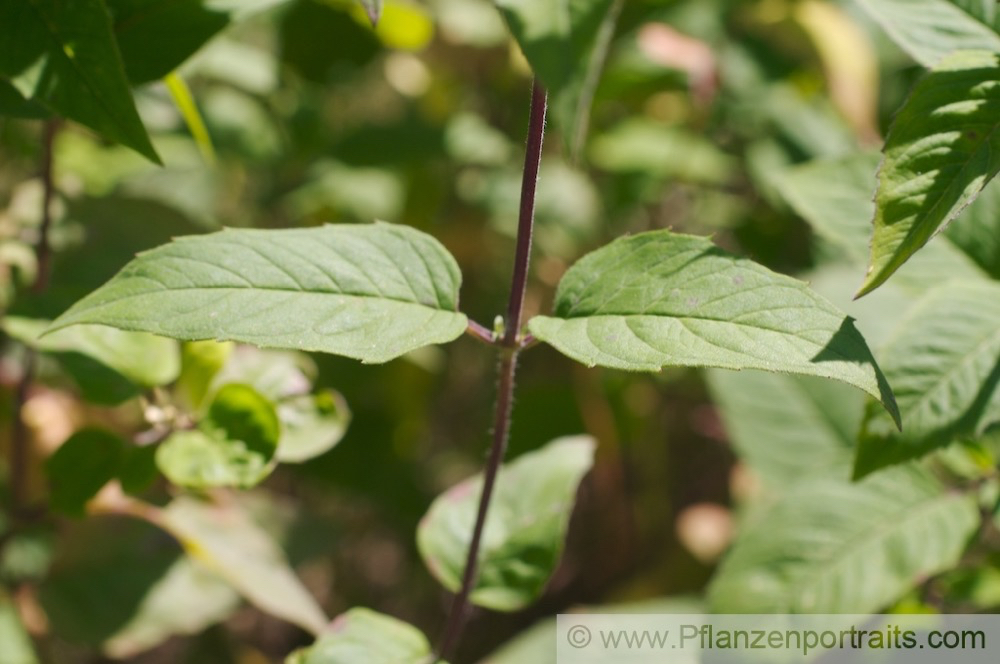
[436,80,547,662]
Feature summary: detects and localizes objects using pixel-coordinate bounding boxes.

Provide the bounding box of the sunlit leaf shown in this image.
[854,0,1000,67]
[527,230,900,426]
[276,390,351,463]
[103,557,240,658]
[162,495,327,634]
[0,590,40,664]
[0,0,158,161]
[858,50,1000,297]
[176,340,234,410]
[855,280,1000,477]
[47,223,468,364]
[417,436,595,611]
[708,465,979,613]
[286,608,432,664]
[706,370,860,489]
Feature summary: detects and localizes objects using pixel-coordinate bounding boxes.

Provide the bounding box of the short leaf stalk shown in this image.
[437,81,547,662]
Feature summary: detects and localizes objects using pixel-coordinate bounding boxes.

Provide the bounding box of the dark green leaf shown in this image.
[417,436,595,611]
[858,50,1000,297]
[0,78,49,118]
[286,608,432,664]
[855,280,1000,477]
[46,429,125,516]
[108,0,230,85]
[527,230,900,426]
[496,0,621,155]
[854,0,1000,67]
[0,0,158,161]
[708,465,979,613]
[47,223,468,363]
[280,0,380,83]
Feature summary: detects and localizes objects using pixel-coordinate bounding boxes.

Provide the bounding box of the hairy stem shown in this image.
[437,81,547,661]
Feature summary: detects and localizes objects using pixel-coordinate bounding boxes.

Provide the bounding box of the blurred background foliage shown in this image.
[0,0,975,662]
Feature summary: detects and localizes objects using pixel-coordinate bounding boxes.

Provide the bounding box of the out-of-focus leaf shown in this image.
[118,445,159,496]
[164,72,216,165]
[527,231,900,426]
[366,0,434,51]
[855,281,1000,477]
[854,0,1000,67]
[177,340,234,410]
[283,161,405,224]
[4,317,180,388]
[107,0,229,85]
[0,0,158,161]
[46,429,126,516]
[47,223,469,364]
[944,180,1000,279]
[0,78,49,118]
[276,390,351,463]
[157,384,280,489]
[858,50,1000,297]
[161,495,328,634]
[774,151,989,292]
[708,465,979,613]
[103,556,240,658]
[280,0,380,82]
[417,436,595,611]
[706,370,860,489]
[0,590,39,664]
[286,608,432,664]
[210,346,313,401]
[496,0,621,156]
[588,119,736,184]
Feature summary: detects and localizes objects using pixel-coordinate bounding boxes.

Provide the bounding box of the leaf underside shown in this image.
[47,222,468,364]
[527,230,900,426]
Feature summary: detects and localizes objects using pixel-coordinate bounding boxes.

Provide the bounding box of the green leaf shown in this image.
[775,152,990,292]
[854,0,1000,67]
[102,556,240,658]
[855,281,1000,477]
[46,429,125,516]
[47,223,469,364]
[708,465,979,613]
[156,384,281,489]
[276,390,351,463]
[0,78,49,118]
[4,316,180,388]
[858,50,1000,297]
[176,340,234,410]
[705,370,860,489]
[0,590,39,664]
[0,0,158,161]
[495,0,621,156]
[205,346,351,462]
[943,180,1000,279]
[417,436,595,611]
[161,495,328,635]
[107,0,230,85]
[588,119,736,185]
[286,608,432,664]
[527,230,900,426]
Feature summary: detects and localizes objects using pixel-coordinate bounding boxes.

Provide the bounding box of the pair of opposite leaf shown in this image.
[45,221,900,427]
